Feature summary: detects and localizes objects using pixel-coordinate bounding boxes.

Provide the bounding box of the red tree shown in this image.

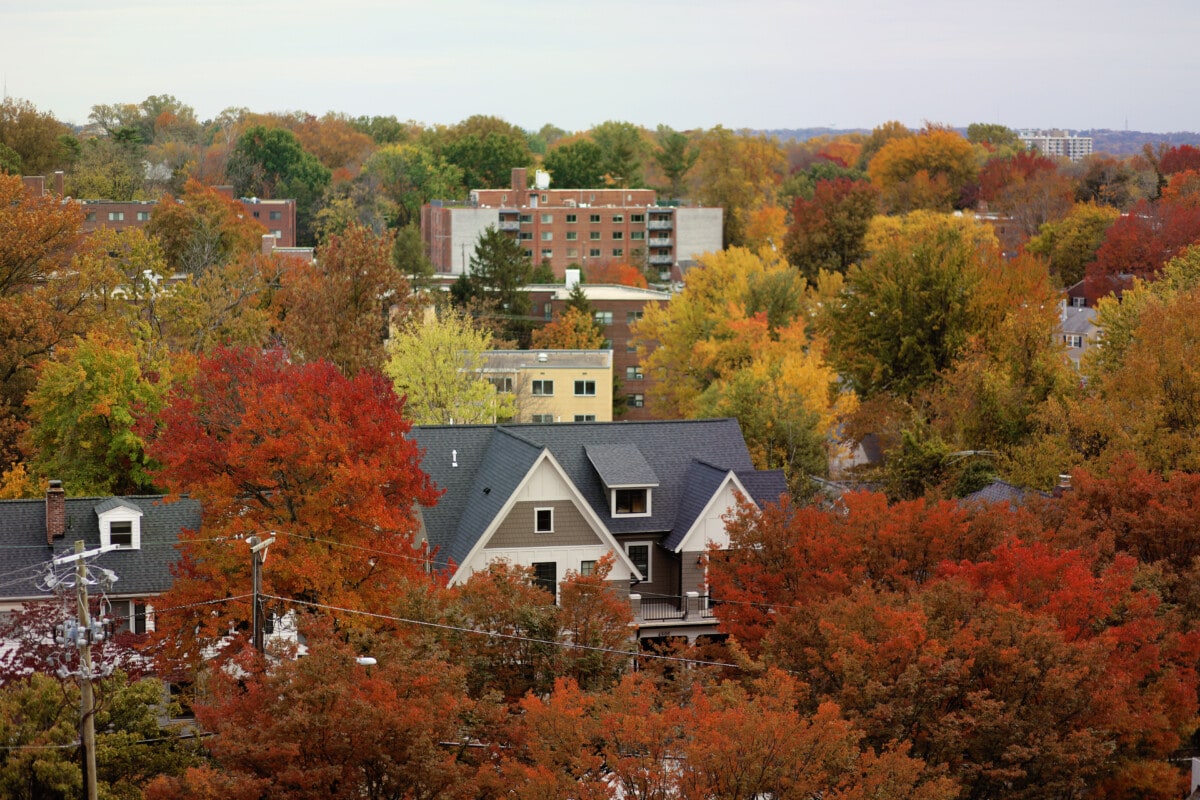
[1159,144,1200,176]
[1086,198,1200,298]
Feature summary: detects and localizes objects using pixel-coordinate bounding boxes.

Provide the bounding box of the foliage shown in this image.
[653,124,699,198]
[694,127,787,248]
[542,138,604,189]
[442,130,531,191]
[146,179,266,276]
[1070,154,1145,209]
[784,177,879,278]
[867,126,978,213]
[0,97,72,176]
[226,125,331,244]
[64,135,148,201]
[1086,198,1200,290]
[385,309,516,425]
[855,120,913,170]
[142,347,439,670]
[974,150,1074,238]
[1026,201,1120,287]
[583,260,647,287]
[530,306,605,350]
[966,122,1020,149]
[589,120,649,187]
[360,143,464,228]
[24,331,171,495]
[455,225,536,343]
[275,224,413,376]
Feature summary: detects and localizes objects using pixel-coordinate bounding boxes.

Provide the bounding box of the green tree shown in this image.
[226,125,331,245]
[654,125,699,199]
[64,135,147,200]
[1026,202,1120,287]
[360,143,464,227]
[543,138,604,189]
[442,131,532,190]
[458,225,535,343]
[966,122,1021,150]
[384,310,515,424]
[590,120,649,187]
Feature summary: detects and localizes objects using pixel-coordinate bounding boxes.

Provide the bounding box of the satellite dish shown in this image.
[534,170,551,190]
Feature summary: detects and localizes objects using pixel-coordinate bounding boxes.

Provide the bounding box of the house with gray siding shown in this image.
[410,418,787,642]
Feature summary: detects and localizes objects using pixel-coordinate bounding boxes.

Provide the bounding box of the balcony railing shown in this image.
[497,220,520,231]
[632,592,717,624]
[647,220,674,230]
[648,254,673,265]
[647,238,672,247]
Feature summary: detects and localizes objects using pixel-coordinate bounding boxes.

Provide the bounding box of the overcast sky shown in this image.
[5,0,1199,134]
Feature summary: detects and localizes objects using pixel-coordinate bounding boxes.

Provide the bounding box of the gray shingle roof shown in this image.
[0,495,200,602]
[411,418,778,571]
[585,444,659,488]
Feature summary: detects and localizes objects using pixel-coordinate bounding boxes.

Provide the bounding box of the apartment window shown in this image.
[626,543,651,581]
[626,365,643,380]
[272,230,282,239]
[490,376,513,393]
[525,249,535,261]
[269,210,282,220]
[612,231,624,240]
[541,231,553,241]
[544,302,553,320]
[589,248,601,257]
[628,393,644,408]
[567,248,579,257]
[519,231,533,240]
[541,213,552,223]
[85,212,96,221]
[590,231,601,240]
[574,414,596,422]
[252,211,260,218]
[615,488,649,515]
[136,211,151,221]
[532,380,554,396]
[612,214,624,223]
[630,214,645,223]
[630,230,645,240]
[531,414,554,423]
[580,560,597,576]
[612,249,624,257]
[108,211,124,221]
[520,214,533,223]
[594,311,613,326]
[566,214,577,223]
[541,193,548,203]
[627,311,644,324]
[626,342,637,353]
[109,521,134,548]
[531,561,557,597]
[574,380,596,396]
[566,231,578,241]
[602,338,612,349]
[535,507,554,533]
[541,248,553,259]
[589,214,601,223]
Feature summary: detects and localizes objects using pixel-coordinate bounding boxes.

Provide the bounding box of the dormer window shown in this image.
[614,488,649,515]
[585,443,658,519]
[96,498,143,550]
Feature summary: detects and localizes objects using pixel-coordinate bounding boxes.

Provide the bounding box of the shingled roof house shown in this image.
[410,418,787,642]
[0,481,200,635]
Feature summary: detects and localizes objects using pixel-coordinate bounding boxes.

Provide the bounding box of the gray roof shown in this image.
[585,444,659,488]
[961,480,1048,508]
[0,495,200,602]
[411,419,784,570]
[1059,305,1098,336]
[480,350,612,371]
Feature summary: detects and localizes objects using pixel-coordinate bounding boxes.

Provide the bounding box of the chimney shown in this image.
[46,480,66,545]
[261,233,276,256]
[511,167,528,198]
[1051,473,1072,498]
[54,171,64,197]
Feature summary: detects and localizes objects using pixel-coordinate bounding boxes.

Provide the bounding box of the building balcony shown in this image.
[647,238,672,247]
[497,220,520,231]
[648,254,673,265]
[632,592,717,626]
[647,220,674,230]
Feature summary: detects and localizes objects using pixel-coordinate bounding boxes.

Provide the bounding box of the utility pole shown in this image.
[74,539,98,800]
[248,536,275,654]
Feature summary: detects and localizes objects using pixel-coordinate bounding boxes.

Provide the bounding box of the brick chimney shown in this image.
[54,171,64,197]
[511,167,527,194]
[1051,473,1072,498]
[46,480,66,545]
[261,233,276,256]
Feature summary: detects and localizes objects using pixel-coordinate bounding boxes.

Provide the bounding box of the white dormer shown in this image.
[584,443,658,519]
[95,498,144,550]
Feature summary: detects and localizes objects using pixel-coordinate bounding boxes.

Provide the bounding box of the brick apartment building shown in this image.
[422,168,722,280]
[524,279,671,421]
[22,172,298,247]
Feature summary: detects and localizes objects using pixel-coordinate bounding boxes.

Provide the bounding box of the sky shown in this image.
[5,0,1200,134]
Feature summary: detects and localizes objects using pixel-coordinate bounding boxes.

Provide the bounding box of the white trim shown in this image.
[672,471,753,554]
[534,506,554,533]
[98,505,143,551]
[610,487,652,518]
[625,541,654,583]
[448,449,644,585]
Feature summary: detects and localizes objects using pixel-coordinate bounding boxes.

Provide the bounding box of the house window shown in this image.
[541,213,553,224]
[580,560,596,576]
[1064,334,1084,348]
[626,365,643,380]
[589,214,601,223]
[540,231,553,241]
[574,380,596,396]
[589,248,601,257]
[566,214,577,223]
[594,311,613,325]
[1071,296,1085,307]
[615,488,649,515]
[612,249,624,257]
[531,414,554,423]
[626,543,651,582]
[574,414,596,422]
[590,231,602,240]
[566,231,578,241]
[136,211,151,221]
[531,561,557,597]
[535,507,554,533]
[612,215,624,223]
[628,393,644,408]
[612,231,624,240]
[117,600,149,635]
[272,230,282,238]
[532,380,554,396]
[490,376,513,393]
[109,521,134,548]
[520,214,533,223]
[108,212,124,221]
[630,214,645,223]
[627,311,643,324]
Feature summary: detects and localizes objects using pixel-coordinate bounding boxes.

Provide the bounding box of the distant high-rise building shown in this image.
[1018,130,1094,161]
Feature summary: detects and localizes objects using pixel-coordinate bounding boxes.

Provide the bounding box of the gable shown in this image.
[672,472,750,554]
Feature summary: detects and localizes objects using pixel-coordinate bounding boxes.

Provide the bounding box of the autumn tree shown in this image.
[867,126,978,213]
[583,260,647,287]
[1070,154,1146,209]
[360,142,464,227]
[693,127,787,247]
[226,125,331,244]
[1086,197,1200,291]
[531,306,605,350]
[385,309,516,425]
[146,179,266,275]
[142,347,440,670]
[653,124,699,199]
[855,120,913,170]
[275,224,412,376]
[784,177,879,278]
[1025,201,1120,287]
[0,97,72,176]
[975,150,1074,238]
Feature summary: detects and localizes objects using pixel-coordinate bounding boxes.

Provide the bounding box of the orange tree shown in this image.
[140,347,440,672]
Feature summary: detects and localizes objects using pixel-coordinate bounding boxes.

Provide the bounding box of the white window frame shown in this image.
[612,488,652,517]
[98,508,142,550]
[534,507,554,533]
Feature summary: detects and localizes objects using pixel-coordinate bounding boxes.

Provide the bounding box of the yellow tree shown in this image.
[531,306,605,350]
[867,127,978,213]
[693,127,787,248]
